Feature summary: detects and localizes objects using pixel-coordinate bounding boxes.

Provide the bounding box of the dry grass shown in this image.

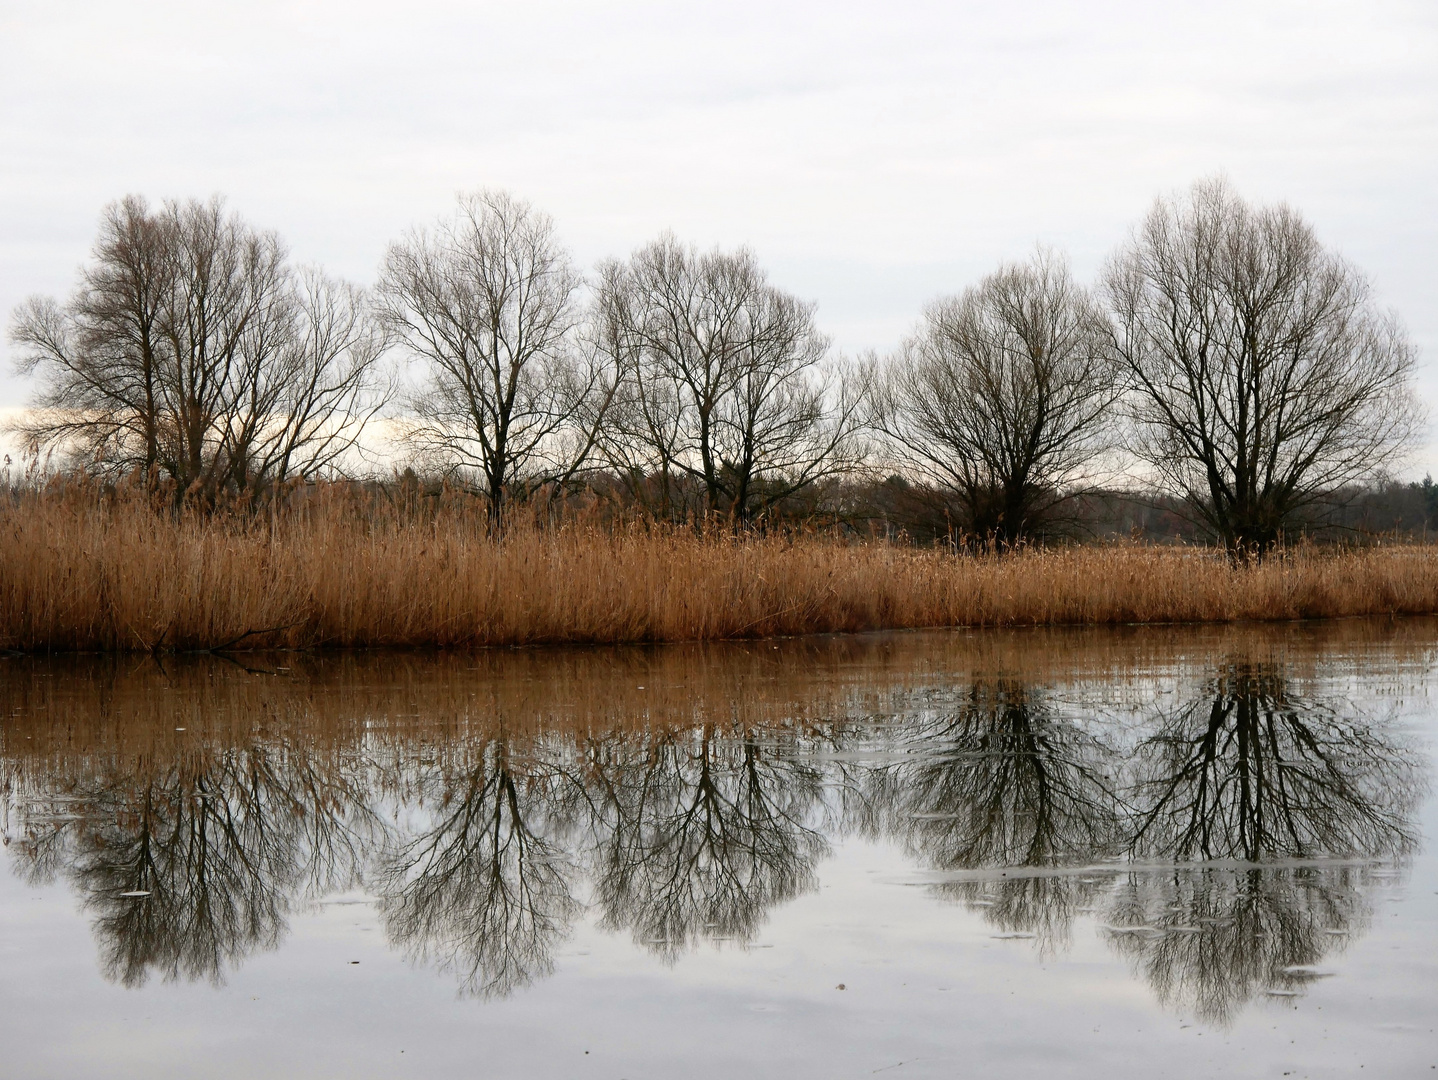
[3,483,1438,653]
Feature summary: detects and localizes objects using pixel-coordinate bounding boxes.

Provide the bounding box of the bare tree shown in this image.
[873,251,1119,547]
[8,196,173,476]
[156,198,290,496]
[378,190,603,528]
[220,268,390,493]
[7,196,387,500]
[1105,178,1422,556]
[595,236,862,525]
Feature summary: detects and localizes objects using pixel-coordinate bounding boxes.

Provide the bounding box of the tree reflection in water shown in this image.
[10,745,376,987]
[0,648,1427,1018]
[376,738,582,999]
[1101,662,1425,1022]
[864,679,1124,950]
[1128,664,1422,862]
[1101,865,1371,1024]
[588,726,828,961]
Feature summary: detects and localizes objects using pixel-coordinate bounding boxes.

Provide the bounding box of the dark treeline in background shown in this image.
[822,476,1438,547]
[6,179,1425,555]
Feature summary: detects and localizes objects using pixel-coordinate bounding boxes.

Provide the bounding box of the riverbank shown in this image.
[3,485,1437,652]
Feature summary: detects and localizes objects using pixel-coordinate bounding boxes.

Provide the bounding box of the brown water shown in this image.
[1,622,1435,1078]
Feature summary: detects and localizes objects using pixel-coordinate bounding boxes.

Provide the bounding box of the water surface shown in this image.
[2,622,1435,1078]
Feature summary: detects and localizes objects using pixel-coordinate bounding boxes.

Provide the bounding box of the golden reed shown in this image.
[3,483,1437,652]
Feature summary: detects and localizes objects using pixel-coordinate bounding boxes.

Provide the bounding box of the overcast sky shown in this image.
[3,0,1436,469]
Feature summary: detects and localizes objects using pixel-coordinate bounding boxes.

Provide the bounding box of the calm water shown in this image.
[1,623,1435,1079]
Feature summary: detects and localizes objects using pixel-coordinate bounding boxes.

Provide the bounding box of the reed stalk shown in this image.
[2,483,1436,652]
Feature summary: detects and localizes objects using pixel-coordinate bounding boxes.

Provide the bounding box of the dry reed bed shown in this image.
[3,487,1437,652]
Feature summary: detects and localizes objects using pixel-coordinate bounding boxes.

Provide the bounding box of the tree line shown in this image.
[7,179,1422,554]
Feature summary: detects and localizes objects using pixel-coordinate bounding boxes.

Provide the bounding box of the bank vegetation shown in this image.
[3,178,1435,651]
[1,481,1436,653]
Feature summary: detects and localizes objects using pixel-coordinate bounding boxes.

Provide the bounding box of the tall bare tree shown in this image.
[7,196,387,500]
[8,196,173,477]
[1105,179,1422,556]
[594,236,861,525]
[378,190,606,528]
[873,251,1119,547]
[220,268,389,493]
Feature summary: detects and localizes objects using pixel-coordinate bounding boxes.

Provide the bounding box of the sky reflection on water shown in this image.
[1,623,1434,1078]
